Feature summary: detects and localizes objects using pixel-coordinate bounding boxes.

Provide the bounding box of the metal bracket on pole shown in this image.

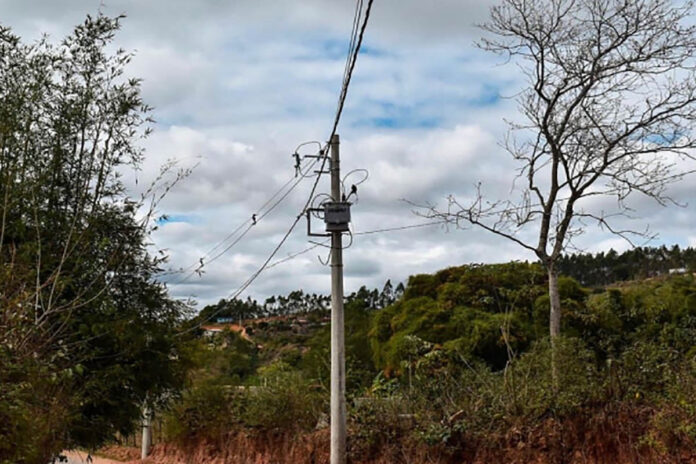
[306,208,330,237]
[304,151,331,175]
[304,150,326,159]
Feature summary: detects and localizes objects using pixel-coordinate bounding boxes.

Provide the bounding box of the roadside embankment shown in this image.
[125,405,696,464]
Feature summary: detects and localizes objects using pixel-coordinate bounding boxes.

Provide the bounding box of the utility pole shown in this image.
[304,133,349,464]
[329,134,346,464]
[141,404,152,460]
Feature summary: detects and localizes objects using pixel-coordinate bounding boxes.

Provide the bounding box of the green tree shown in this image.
[0,15,190,462]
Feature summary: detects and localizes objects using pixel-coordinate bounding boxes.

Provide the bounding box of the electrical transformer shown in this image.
[323,201,351,232]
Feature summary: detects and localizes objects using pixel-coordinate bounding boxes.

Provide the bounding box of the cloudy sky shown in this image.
[3,0,695,307]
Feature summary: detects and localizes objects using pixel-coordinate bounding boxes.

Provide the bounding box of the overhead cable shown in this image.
[176,0,376,335]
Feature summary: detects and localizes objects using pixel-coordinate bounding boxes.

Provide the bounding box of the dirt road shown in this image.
[61,450,125,464]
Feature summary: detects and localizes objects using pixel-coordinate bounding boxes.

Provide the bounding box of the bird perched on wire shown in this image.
[292,153,301,177]
[252,214,257,225]
[344,184,358,202]
[195,258,205,277]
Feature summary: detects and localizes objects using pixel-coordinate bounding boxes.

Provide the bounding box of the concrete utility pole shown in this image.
[329,134,346,464]
[141,404,152,460]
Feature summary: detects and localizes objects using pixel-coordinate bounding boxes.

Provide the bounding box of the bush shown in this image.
[350,396,412,457]
[381,336,601,448]
[242,367,324,432]
[500,337,600,416]
[165,362,325,442]
[0,354,72,464]
[164,380,234,441]
[615,341,680,400]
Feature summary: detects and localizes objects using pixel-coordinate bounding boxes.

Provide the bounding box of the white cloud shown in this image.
[3,0,695,307]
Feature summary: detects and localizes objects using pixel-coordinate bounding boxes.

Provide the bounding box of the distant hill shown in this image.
[556,245,696,286]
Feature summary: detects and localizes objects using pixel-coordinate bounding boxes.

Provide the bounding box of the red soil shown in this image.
[123,405,696,464]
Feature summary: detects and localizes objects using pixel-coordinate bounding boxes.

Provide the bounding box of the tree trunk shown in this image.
[548,266,561,338]
[548,265,561,390]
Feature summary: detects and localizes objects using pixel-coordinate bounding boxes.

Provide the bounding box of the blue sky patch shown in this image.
[156,214,198,226]
[355,115,441,129]
[643,132,682,146]
[359,44,389,57]
[317,38,352,60]
[465,83,501,107]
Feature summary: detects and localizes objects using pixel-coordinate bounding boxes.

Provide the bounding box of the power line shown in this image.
[265,240,329,270]
[329,0,374,141]
[177,0,375,335]
[264,220,448,269]
[201,174,296,258]
[343,0,363,85]
[353,220,448,235]
[167,155,321,284]
[189,156,321,269]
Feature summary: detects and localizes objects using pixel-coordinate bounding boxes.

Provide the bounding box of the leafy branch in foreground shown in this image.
[0,14,191,462]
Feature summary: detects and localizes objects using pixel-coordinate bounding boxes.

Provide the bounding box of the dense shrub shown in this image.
[164,380,234,441]
[370,262,556,371]
[164,362,324,442]
[243,369,324,431]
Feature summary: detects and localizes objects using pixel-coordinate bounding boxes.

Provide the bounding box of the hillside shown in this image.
[146,249,696,463]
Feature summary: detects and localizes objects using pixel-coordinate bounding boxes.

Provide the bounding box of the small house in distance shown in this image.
[201,325,224,337]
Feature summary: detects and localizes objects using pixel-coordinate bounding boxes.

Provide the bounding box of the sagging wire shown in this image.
[194,155,322,272]
[352,220,449,236]
[313,228,354,266]
[341,168,368,203]
[317,247,331,266]
[310,193,333,219]
[265,239,329,270]
[167,148,323,284]
[266,220,447,272]
[175,0,375,336]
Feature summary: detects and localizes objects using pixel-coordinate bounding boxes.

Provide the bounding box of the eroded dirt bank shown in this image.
[130,406,696,464]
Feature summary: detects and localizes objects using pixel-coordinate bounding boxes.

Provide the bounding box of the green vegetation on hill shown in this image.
[193,282,405,327]
[371,262,548,371]
[164,251,696,461]
[557,245,696,286]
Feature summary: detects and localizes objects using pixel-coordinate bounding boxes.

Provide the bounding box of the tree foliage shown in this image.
[0,15,190,462]
[557,244,696,286]
[370,262,552,371]
[195,282,403,328]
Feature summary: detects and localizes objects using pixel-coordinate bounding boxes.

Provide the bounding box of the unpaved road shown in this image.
[61,451,125,464]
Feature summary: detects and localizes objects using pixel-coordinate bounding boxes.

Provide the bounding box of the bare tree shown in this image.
[427,0,696,340]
